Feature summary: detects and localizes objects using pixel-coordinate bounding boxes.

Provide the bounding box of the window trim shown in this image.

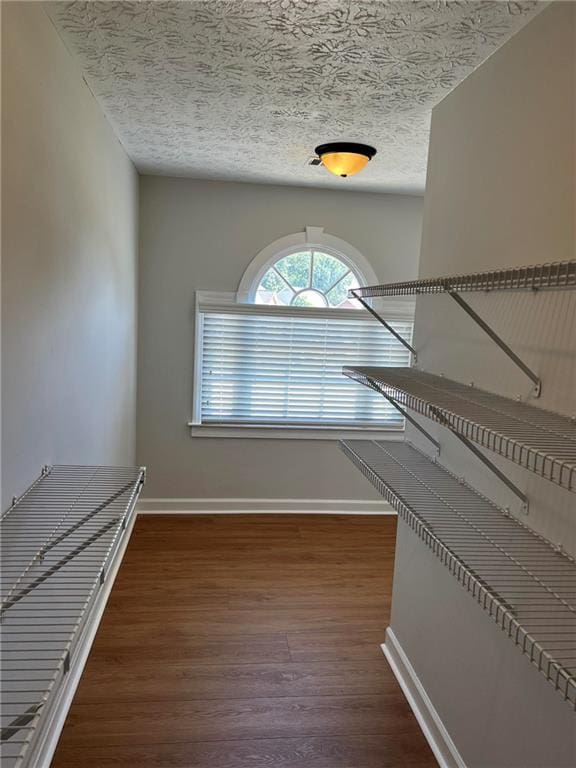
[190,291,415,440]
[189,424,406,441]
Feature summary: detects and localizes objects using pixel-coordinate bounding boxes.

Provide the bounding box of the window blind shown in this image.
[197,309,412,428]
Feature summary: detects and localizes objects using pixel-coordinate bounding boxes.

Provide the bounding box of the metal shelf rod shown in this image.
[349,259,576,298]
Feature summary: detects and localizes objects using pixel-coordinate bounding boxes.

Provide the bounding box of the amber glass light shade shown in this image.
[321,152,369,177]
[315,142,376,178]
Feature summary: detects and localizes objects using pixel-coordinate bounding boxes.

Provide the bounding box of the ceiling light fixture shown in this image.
[314,142,377,178]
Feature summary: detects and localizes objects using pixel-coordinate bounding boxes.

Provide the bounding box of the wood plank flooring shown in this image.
[51,514,437,767]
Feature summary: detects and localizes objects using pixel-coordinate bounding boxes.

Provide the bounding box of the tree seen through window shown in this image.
[255,250,361,308]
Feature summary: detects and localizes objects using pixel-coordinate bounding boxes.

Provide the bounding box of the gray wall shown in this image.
[1,3,139,509]
[137,177,423,499]
[392,520,576,768]
[392,4,576,765]
[413,0,576,553]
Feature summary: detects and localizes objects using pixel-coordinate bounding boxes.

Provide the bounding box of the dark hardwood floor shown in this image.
[52,514,437,767]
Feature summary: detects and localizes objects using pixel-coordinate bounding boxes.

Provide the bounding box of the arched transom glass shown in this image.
[255,250,361,308]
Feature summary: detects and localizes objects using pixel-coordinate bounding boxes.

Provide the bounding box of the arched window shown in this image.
[193,227,412,435]
[236,227,379,306]
[255,249,361,308]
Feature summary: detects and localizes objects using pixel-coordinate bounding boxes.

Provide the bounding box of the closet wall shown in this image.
[137,177,423,502]
[1,3,139,509]
[392,4,576,765]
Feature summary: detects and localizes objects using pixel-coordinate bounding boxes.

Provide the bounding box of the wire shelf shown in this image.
[350,259,576,298]
[344,366,576,493]
[340,439,576,709]
[0,465,145,768]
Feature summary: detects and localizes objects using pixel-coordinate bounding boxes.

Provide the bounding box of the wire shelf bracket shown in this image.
[340,439,576,710]
[355,367,440,452]
[428,404,529,511]
[350,290,418,361]
[448,291,541,397]
[343,366,576,496]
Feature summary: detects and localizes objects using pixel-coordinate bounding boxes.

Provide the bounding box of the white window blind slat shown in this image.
[197,310,412,428]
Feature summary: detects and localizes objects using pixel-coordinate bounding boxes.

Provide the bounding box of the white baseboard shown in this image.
[25,510,138,768]
[137,497,394,514]
[383,627,466,768]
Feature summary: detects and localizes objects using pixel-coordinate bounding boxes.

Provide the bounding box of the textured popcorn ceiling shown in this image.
[47,1,542,193]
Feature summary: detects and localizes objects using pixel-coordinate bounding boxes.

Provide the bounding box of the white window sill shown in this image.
[188,423,405,441]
